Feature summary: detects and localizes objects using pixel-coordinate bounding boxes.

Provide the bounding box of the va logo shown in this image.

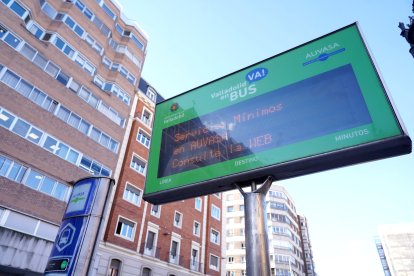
[246,67,268,83]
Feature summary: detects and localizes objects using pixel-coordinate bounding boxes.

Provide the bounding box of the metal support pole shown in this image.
[235,176,273,276]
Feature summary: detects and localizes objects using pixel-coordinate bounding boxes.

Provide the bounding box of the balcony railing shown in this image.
[190,260,203,272]
[168,252,184,266]
[142,244,161,259]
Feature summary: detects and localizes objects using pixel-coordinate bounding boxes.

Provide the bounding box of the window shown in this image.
[144,229,157,256]
[90,127,101,142]
[228,257,234,264]
[45,62,60,78]
[193,221,200,236]
[39,176,54,194]
[79,156,110,176]
[141,109,152,127]
[4,32,21,49]
[6,162,26,183]
[227,206,234,212]
[1,97,110,178]
[27,23,44,39]
[119,66,128,78]
[64,16,75,28]
[0,110,15,129]
[102,3,116,20]
[41,2,57,19]
[169,239,180,264]
[68,79,80,93]
[108,259,121,276]
[115,217,135,240]
[109,139,118,152]
[0,157,26,183]
[52,35,95,75]
[211,204,220,220]
[190,247,200,271]
[56,106,70,122]
[142,267,151,276]
[123,183,142,206]
[126,73,136,85]
[96,79,130,106]
[144,88,157,103]
[0,26,7,41]
[10,1,27,18]
[3,162,69,201]
[210,229,220,244]
[33,53,48,69]
[240,205,245,211]
[1,69,20,88]
[195,197,202,211]
[150,205,160,218]
[1,65,118,151]
[210,254,219,271]
[115,23,123,35]
[74,24,84,37]
[137,129,151,147]
[0,157,12,177]
[20,43,36,61]
[54,182,69,201]
[173,211,182,228]
[131,154,146,175]
[131,34,144,51]
[102,56,111,69]
[56,71,69,85]
[12,119,30,137]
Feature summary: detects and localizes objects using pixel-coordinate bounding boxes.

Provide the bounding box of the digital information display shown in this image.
[145,23,411,204]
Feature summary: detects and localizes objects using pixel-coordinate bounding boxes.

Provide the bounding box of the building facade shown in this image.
[95,78,223,276]
[376,223,414,275]
[374,236,392,276]
[224,184,315,276]
[298,215,316,276]
[0,0,147,274]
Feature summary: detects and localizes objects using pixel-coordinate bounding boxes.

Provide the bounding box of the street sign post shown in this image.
[45,177,114,276]
[144,23,411,204]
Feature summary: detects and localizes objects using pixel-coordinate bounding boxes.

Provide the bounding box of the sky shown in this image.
[117,1,414,275]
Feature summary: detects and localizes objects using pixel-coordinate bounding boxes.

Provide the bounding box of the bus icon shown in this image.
[56,223,76,252]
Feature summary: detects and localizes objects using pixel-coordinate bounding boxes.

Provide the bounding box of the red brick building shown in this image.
[0,0,146,274]
[0,0,223,275]
[97,79,223,275]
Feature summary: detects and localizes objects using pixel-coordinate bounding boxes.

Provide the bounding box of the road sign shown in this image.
[144,23,412,204]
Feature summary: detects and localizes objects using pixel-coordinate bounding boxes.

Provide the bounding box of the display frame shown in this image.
[144,23,411,204]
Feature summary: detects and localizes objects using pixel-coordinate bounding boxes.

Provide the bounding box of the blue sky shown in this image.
[118,1,414,275]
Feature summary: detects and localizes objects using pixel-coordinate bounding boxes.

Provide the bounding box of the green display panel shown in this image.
[144,23,411,204]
